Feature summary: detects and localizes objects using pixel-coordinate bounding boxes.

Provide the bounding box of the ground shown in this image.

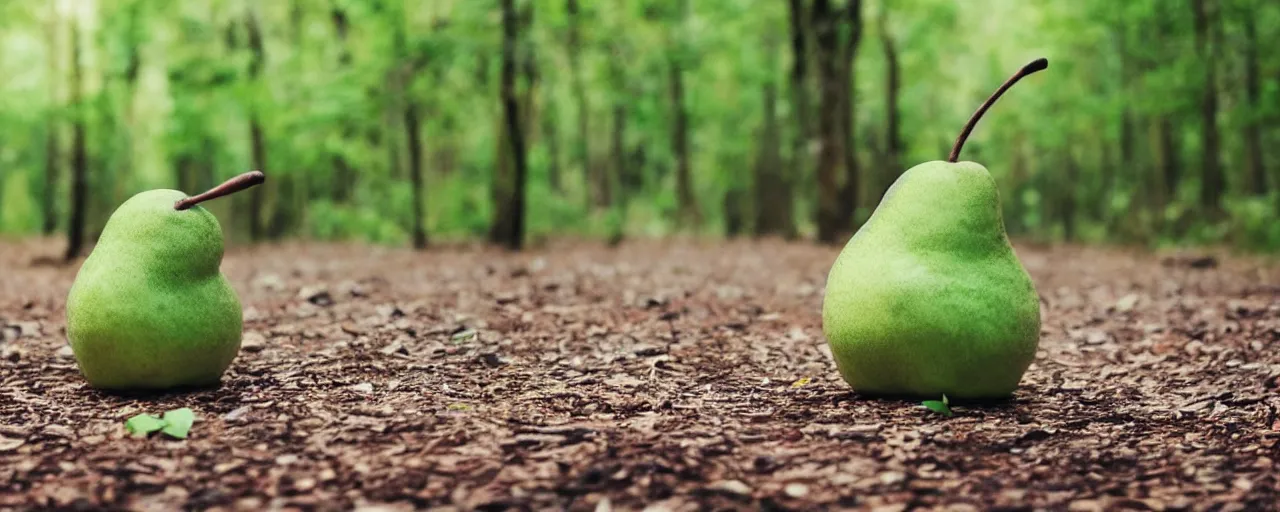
[1,238,1278,512]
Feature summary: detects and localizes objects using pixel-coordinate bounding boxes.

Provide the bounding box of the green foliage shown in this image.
[921,394,953,417]
[0,0,1276,249]
[124,408,197,439]
[124,413,166,437]
[160,407,196,439]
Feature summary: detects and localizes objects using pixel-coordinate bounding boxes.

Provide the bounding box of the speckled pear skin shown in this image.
[821,160,1041,399]
[66,189,242,390]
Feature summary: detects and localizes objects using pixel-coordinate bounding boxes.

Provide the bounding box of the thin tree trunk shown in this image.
[498,0,527,250]
[611,103,627,204]
[1157,116,1181,209]
[405,101,426,249]
[330,1,356,202]
[44,124,60,236]
[1063,147,1078,241]
[834,0,863,232]
[786,0,813,221]
[43,9,62,236]
[567,0,598,207]
[878,0,901,201]
[544,94,563,193]
[64,22,87,262]
[1192,0,1223,214]
[246,10,267,241]
[1242,12,1266,196]
[811,0,852,243]
[670,57,699,226]
[754,82,794,238]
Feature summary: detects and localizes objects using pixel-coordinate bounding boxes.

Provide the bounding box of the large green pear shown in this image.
[65,171,264,390]
[822,59,1047,399]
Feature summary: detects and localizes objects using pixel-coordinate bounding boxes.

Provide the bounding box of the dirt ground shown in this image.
[1,237,1277,511]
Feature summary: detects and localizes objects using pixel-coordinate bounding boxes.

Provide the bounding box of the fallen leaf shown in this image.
[922,400,953,417]
[450,328,478,343]
[125,414,166,437]
[160,408,196,439]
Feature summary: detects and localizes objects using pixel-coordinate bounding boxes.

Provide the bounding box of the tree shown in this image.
[1240,7,1266,196]
[811,0,863,244]
[397,4,428,250]
[753,79,794,238]
[786,0,813,231]
[244,8,268,241]
[567,0,603,208]
[43,6,61,236]
[493,0,529,250]
[669,1,699,226]
[834,0,863,230]
[64,19,88,262]
[330,0,357,203]
[877,0,902,201]
[1192,0,1223,215]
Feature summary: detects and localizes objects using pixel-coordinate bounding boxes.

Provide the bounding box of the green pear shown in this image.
[822,59,1047,399]
[65,171,265,390]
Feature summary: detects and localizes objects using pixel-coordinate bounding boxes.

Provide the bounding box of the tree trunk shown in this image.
[567,0,599,208]
[1192,0,1223,214]
[64,22,87,262]
[246,10,267,241]
[670,57,699,226]
[834,0,863,230]
[611,103,627,203]
[877,1,901,201]
[811,0,861,244]
[43,9,62,236]
[43,123,59,236]
[1241,13,1266,196]
[496,0,528,250]
[405,101,427,249]
[786,0,812,222]
[331,1,356,202]
[1062,147,1078,241]
[1157,116,1181,210]
[754,82,794,238]
[542,79,563,193]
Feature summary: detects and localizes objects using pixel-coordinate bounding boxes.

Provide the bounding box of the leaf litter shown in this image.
[0,238,1277,510]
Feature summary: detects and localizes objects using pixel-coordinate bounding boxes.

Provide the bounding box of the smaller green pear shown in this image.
[65,171,265,391]
[822,59,1048,399]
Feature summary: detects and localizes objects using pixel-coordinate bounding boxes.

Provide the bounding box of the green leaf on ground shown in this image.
[160,408,196,439]
[124,413,166,437]
[922,399,953,417]
[450,328,478,343]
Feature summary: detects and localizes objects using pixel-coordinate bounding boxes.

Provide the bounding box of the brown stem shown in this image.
[174,171,266,210]
[948,57,1048,163]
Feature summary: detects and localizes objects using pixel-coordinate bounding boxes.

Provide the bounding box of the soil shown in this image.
[1,238,1278,512]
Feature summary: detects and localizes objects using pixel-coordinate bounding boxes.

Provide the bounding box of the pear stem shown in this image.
[174,171,266,211]
[947,57,1048,163]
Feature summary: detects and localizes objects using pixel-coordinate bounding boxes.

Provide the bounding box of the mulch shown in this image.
[1,238,1277,511]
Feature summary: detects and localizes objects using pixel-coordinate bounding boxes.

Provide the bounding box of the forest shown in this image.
[1,0,1279,255]
[4,2,1280,509]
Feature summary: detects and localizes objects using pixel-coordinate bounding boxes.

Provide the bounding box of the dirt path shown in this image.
[1,239,1277,511]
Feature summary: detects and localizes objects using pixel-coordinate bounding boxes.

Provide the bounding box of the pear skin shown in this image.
[821,59,1047,399]
[823,161,1040,398]
[66,172,263,390]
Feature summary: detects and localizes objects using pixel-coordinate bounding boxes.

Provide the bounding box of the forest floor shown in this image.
[1,238,1278,511]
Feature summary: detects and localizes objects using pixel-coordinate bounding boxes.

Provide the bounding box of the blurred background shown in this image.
[1,0,1278,257]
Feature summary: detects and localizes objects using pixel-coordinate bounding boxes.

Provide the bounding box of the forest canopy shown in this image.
[0,0,1277,254]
